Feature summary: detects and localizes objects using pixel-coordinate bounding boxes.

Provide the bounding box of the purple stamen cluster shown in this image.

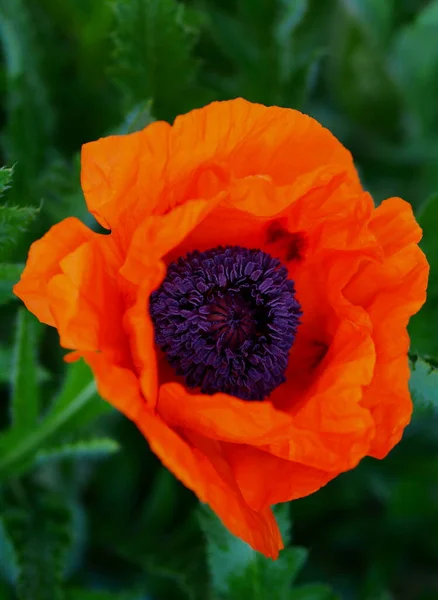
[149,246,302,401]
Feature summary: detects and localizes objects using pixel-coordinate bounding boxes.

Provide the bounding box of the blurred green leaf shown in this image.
[0,166,14,196]
[112,100,155,135]
[289,584,340,600]
[0,517,19,585]
[66,589,145,600]
[409,356,438,416]
[328,0,400,137]
[339,0,394,45]
[139,469,179,534]
[4,490,72,600]
[0,0,54,199]
[416,0,438,26]
[198,505,258,596]
[0,262,23,305]
[36,438,120,465]
[0,360,110,479]
[226,547,308,600]
[117,512,208,600]
[111,0,200,120]
[274,0,309,81]
[0,343,49,384]
[0,204,40,260]
[409,192,438,356]
[199,505,307,599]
[36,156,90,226]
[391,2,438,135]
[10,308,39,432]
[48,359,113,430]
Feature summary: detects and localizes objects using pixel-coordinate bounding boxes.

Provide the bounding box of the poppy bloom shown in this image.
[14,99,428,558]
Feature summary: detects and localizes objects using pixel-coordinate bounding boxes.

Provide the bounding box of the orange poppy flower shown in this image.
[14,99,428,558]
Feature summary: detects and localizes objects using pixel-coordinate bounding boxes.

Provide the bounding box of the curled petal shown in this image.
[81,121,172,229]
[346,198,429,457]
[158,382,300,445]
[121,197,223,286]
[46,236,128,363]
[224,445,334,511]
[82,353,282,558]
[14,218,93,327]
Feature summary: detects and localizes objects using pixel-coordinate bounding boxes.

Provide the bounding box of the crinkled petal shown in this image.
[46,235,128,364]
[169,99,361,192]
[158,382,301,445]
[80,99,361,241]
[13,218,93,326]
[124,269,165,409]
[264,253,376,472]
[345,198,429,458]
[81,354,282,558]
[81,121,171,229]
[224,445,334,511]
[120,196,223,286]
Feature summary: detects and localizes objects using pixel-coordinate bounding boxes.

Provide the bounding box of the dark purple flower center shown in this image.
[149,246,302,401]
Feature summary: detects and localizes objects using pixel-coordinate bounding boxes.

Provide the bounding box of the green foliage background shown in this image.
[1,1,438,599]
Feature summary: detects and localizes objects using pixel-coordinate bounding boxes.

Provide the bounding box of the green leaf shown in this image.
[391,4,438,134]
[111,0,200,120]
[0,204,40,260]
[8,495,71,600]
[116,512,208,600]
[47,359,112,430]
[289,584,340,600]
[198,505,256,595]
[0,360,111,479]
[227,547,308,600]
[112,100,155,135]
[36,438,120,465]
[199,505,306,599]
[0,518,19,585]
[4,490,72,600]
[10,308,39,432]
[0,343,49,384]
[339,0,394,45]
[409,356,438,416]
[0,262,23,305]
[274,0,309,82]
[0,0,54,198]
[273,504,292,546]
[328,0,400,137]
[416,0,438,26]
[66,589,143,600]
[409,192,438,357]
[0,166,14,197]
[139,469,180,534]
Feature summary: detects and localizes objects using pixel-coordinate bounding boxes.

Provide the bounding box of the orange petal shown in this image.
[13,218,94,327]
[82,353,282,558]
[120,196,223,286]
[81,99,361,240]
[158,382,300,445]
[264,253,376,472]
[124,271,165,409]
[170,167,371,273]
[81,121,171,230]
[224,445,334,511]
[80,351,146,422]
[46,235,129,363]
[149,430,283,559]
[346,198,429,458]
[227,164,350,219]
[170,99,361,192]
